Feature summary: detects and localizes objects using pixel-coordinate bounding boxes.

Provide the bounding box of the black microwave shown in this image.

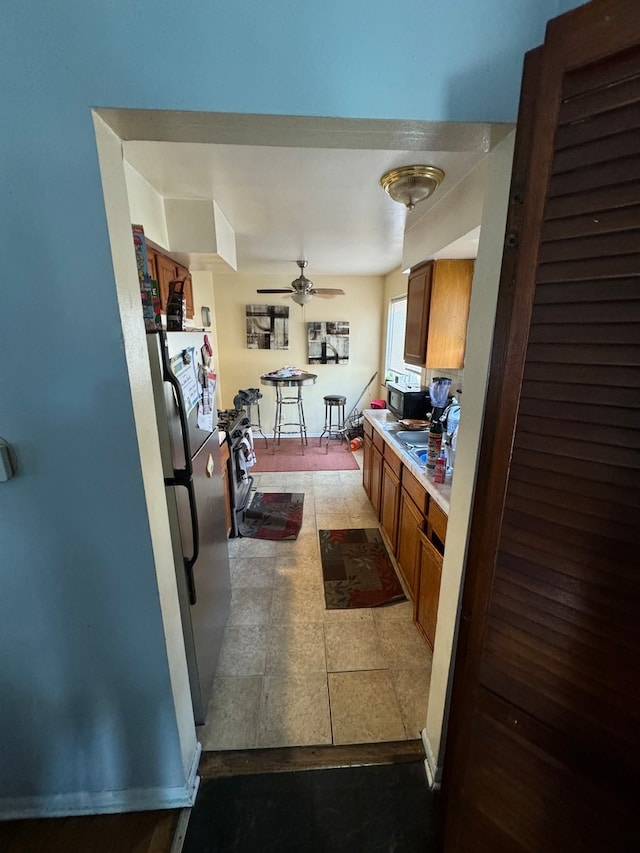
[386,382,431,420]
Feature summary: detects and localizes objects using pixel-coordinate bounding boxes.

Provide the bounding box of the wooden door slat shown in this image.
[556,99,640,150]
[513,430,640,471]
[545,179,640,219]
[539,228,640,263]
[504,490,638,545]
[561,45,640,100]
[527,320,640,345]
[506,476,635,529]
[489,597,638,694]
[499,535,639,610]
[525,340,640,365]
[522,360,640,389]
[552,127,640,175]
[520,378,639,408]
[548,153,640,197]
[537,253,640,282]
[518,396,640,430]
[558,71,640,124]
[531,298,640,324]
[542,203,640,241]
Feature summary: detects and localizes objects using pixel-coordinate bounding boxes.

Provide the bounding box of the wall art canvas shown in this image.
[246,304,289,349]
[307,321,350,365]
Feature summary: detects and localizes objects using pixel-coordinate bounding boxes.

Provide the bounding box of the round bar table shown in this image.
[260,372,317,451]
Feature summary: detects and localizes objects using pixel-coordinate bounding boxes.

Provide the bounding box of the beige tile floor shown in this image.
[197,450,433,751]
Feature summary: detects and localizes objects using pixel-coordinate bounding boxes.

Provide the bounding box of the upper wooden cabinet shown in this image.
[146,242,194,320]
[404,259,474,368]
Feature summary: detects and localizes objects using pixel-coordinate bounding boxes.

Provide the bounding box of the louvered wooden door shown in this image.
[442,2,640,851]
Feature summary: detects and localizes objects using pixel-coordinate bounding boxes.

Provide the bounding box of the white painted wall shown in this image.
[403,157,489,272]
[424,131,516,782]
[124,163,169,248]
[213,273,384,434]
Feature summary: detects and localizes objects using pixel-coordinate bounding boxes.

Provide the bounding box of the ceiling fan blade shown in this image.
[256,288,294,293]
[310,288,345,296]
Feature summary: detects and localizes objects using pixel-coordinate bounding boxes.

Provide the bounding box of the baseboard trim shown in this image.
[421,728,441,791]
[0,743,202,821]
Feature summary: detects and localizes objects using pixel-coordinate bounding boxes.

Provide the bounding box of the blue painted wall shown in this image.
[0,0,576,813]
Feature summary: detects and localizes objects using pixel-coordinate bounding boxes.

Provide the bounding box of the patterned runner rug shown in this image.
[319,528,406,609]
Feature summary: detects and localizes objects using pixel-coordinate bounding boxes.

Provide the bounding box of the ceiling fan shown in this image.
[257,260,345,306]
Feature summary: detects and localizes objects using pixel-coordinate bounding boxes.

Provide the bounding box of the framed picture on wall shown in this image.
[246,304,289,349]
[307,321,349,364]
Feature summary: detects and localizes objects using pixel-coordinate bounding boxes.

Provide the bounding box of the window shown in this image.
[385,296,420,381]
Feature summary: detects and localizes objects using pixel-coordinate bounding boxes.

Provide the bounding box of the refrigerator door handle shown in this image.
[169,477,200,605]
[159,332,193,479]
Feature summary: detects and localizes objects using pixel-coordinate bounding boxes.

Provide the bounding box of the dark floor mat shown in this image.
[183,760,439,853]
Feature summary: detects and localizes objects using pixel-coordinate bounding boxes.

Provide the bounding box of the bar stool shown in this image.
[319,395,347,451]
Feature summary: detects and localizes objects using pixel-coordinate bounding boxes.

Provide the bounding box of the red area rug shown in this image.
[251,439,359,472]
[319,528,406,609]
[239,492,304,540]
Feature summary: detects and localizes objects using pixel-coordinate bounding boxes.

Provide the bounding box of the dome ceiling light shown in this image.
[380,165,445,210]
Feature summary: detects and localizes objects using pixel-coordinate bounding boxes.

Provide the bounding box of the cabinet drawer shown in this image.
[372,430,385,453]
[401,467,429,515]
[383,442,402,477]
[429,500,448,546]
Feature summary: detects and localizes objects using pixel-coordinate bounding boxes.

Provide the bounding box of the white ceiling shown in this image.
[116,112,510,279]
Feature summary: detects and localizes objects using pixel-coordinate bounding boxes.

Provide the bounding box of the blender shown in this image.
[429,377,452,423]
[426,377,451,471]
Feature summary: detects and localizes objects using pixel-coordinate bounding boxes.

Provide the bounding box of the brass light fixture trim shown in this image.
[380,165,445,210]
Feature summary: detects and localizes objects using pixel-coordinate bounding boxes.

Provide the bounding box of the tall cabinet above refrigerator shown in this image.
[147,329,231,725]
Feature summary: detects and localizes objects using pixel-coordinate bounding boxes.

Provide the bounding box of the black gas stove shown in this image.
[217,408,250,439]
[217,407,254,537]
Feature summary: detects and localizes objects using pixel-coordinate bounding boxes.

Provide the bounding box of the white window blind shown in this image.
[385,296,419,379]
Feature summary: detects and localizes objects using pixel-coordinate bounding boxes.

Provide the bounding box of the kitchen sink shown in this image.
[395,430,430,446]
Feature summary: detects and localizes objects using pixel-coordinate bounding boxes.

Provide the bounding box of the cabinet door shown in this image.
[369,445,383,518]
[396,488,424,599]
[155,252,177,312]
[176,263,194,319]
[147,249,158,287]
[362,434,372,497]
[415,531,442,649]
[404,262,432,366]
[380,461,400,551]
[426,259,474,369]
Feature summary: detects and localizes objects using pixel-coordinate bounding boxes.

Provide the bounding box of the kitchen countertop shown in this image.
[363,409,452,515]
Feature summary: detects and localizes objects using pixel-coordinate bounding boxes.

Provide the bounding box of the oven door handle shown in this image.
[167,476,199,605]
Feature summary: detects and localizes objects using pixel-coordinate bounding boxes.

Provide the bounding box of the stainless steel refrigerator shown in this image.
[147,329,231,725]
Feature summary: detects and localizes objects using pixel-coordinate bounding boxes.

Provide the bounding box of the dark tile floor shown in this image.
[183,760,439,853]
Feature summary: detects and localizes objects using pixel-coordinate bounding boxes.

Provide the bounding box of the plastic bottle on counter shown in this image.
[434,448,446,484]
[426,418,443,471]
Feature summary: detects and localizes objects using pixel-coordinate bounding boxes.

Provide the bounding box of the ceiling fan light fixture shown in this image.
[291,291,312,306]
[380,165,445,210]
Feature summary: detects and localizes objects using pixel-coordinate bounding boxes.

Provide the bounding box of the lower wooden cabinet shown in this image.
[380,460,401,551]
[415,531,443,650]
[361,420,447,650]
[396,487,424,599]
[369,444,383,518]
[362,434,372,497]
